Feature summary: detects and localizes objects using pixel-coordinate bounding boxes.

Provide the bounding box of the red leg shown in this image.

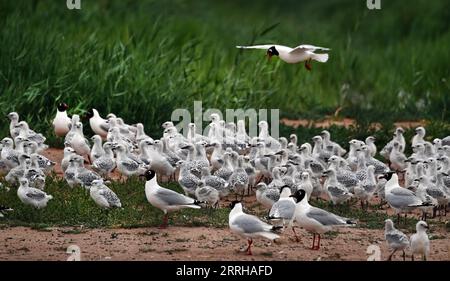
[292,227,300,242]
[316,234,321,250]
[311,234,316,249]
[246,239,253,255]
[159,214,168,229]
[305,59,312,71]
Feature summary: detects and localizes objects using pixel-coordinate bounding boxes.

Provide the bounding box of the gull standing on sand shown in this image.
[195,181,220,208]
[255,182,280,209]
[237,44,330,70]
[291,189,356,250]
[382,172,431,224]
[410,221,430,261]
[144,170,202,228]
[268,186,299,241]
[52,103,71,137]
[384,219,409,261]
[229,201,280,255]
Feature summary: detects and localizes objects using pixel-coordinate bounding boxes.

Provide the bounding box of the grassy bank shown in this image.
[1,176,446,234]
[0,0,449,141]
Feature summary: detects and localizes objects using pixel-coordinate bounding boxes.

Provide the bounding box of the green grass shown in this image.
[0,0,449,144]
[0,176,229,228]
[1,175,443,232]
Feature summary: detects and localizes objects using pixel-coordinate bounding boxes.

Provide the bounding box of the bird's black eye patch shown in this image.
[145,170,156,181]
[268,46,279,56]
[229,200,240,209]
[57,103,68,111]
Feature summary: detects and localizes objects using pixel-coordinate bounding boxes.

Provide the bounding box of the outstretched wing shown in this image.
[290,44,330,54]
[236,44,276,50]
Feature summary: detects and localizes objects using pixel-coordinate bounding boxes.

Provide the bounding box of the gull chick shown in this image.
[384,219,409,261]
[89,180,122,209]
[410,221,430,261]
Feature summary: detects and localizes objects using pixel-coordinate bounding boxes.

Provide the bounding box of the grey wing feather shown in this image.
[265,188,280,202]
[122,160,139,171]
[387,188,422,207]
[100,188,121,207]
[386,231,409,245]
[390,187,416,197]
[426,188,445,199]
[269,200,296,219]
[292,45,330,52]
[26,189,46,200]
[156,188,195,206]
[233,214,269,233]
[328,185,348,196]
[307,207,347,226]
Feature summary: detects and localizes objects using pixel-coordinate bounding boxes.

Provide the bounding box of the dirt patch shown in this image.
[0,226,448,261]
[280,118,427,130]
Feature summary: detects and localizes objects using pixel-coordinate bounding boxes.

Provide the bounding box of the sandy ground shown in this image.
[280,118,426,130]
[0,225,448,261]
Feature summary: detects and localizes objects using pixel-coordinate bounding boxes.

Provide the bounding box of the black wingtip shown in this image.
[271,226,283,232]
[194,200,205,206]
[0,206,13,212]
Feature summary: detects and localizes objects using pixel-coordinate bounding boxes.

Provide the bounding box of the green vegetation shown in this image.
[1,0,449,145]
[0,177,229,228]
[1,176,440,232]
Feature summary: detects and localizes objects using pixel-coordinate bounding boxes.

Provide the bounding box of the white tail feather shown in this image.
[312,53,329,63]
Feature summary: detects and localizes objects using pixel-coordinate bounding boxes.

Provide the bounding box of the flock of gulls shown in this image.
[1,103,449,260]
